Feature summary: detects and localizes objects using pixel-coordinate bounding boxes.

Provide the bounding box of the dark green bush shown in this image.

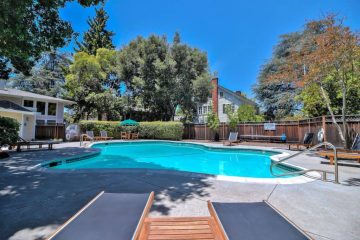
[0,117,20,146]
[138,122,183,140]
[79,121,183,140]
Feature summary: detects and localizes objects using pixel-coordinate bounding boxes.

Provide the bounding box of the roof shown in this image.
[0,88,75,105]
[0,100,36,114]
[218,85,257,106]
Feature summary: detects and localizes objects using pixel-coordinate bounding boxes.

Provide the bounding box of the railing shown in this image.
[270,142,339,184]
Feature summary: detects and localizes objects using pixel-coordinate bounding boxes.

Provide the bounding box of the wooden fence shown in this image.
[35,124,65,140]
[183,115,360,147]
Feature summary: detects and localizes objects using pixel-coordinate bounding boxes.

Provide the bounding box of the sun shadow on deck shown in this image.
[0,148,214,240]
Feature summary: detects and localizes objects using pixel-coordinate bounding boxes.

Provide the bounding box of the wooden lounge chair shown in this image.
[83,131,103,141]
[16,137,61,152]
[208,200,311,240]
[288,132,314,150]
[223,132,238,146]
[47,191,154,240]
[100,131,113,141]
[318,152,360,165]
[240,134,287,143]
[318,133,360,165]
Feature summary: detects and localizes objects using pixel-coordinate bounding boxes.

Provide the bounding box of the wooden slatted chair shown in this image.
[100,131,113,141]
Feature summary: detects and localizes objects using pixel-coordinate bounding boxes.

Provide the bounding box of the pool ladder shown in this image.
[270,142,339,184]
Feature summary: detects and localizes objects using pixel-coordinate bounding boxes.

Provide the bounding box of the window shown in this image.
[36,101,46,115]
[198,106,202,115]
[47,120,56,125]
[219,91,223,98]
[203,106,208,114]
[208,106,212,112]
[36,120,45,125]
[48,103,57,116]
[23,100,33,108]
[223,104,235,114]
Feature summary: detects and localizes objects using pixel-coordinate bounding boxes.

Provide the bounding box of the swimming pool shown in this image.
[49,141,298,179]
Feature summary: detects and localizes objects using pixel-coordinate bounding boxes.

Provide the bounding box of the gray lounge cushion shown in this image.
[51,193,150,240]
[212,202,309,240]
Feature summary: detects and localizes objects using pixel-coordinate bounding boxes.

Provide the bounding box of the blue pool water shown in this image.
[52,141,296,178]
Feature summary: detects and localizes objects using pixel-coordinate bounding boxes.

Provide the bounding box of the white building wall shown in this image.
[218,90,244,123]
[194,87,255,124]
[56,102,64,123]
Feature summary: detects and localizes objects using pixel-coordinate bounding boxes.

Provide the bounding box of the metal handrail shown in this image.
[270,142,339,184]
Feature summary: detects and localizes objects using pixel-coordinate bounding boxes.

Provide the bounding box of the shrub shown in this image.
[139,122,183,140]
[0,117,20,146]
[79,121,183,140]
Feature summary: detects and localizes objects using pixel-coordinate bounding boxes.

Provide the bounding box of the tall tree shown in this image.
[268,15,360,148]
[254,33,302,120]
[65,48,120,121]
[9,51,72,97]
[171,32,211,121]
[76,4,115,55]
[0,0,102,79]
[116,33,211,121]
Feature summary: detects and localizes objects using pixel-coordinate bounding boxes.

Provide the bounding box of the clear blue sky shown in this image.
[60,0,360,98]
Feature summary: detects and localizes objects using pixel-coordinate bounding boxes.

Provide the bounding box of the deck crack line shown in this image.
[266,184,278,201]
[305,230,336,240]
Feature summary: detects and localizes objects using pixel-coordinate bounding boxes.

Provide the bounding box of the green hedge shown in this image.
[79,121,183,140]
[0,116,20,146]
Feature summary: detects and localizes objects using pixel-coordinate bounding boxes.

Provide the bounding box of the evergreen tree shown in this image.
[0,0,102,78]
[9,52,71,98]
[76,5,115,55]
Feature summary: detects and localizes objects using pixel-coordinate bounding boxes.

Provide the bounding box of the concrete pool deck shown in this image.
[1,141,359,240]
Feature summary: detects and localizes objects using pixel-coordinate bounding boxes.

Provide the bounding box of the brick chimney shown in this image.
[211,78,219,115]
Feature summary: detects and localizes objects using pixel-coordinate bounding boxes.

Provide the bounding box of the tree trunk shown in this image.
[320,85,347,147]
[340,74,350,149]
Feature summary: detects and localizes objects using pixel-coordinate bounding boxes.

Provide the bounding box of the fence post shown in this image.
[322,115,327,142]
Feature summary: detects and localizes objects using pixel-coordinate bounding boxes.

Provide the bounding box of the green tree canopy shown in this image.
[0,0,102,79]
[116,33,211,121]
[75,4,115,55]
[237,104,264,122]
[9,51,72,98]
[65,48,121,121]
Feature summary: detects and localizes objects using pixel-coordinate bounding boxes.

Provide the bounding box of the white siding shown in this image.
[56,102,64,123]
[218,90,244,123]
[192,86,256,124]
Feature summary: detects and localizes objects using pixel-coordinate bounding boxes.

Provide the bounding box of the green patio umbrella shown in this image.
[119,119,139,126]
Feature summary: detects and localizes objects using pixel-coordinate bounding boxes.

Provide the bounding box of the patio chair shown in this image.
[208,201,310,240]
[288,132,314,150]
[82,131,95,141]
[121,131,128,140]
[48,191,154,240]
[132,132,139,140]
[83,131,103,142]
[223,132,238,146]
[100,131,113,141]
